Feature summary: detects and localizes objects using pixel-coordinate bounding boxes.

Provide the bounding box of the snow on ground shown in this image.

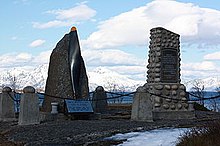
[107,128,188,146]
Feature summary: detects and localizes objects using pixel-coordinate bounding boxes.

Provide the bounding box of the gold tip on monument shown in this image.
[71,26,77,32]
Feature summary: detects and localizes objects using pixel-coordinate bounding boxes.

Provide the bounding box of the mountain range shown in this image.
[0,64,144,92]
[0,64,219,92]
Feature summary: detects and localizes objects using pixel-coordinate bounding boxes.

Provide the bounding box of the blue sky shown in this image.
[1,0,220,83]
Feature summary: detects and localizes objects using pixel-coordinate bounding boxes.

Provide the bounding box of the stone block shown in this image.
[18,86,40,125]
[131,87,153,122]
[92,86,107,113]
[0,87,16,121]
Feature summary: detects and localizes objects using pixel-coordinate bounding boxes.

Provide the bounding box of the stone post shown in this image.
[131,86,153,122]
[0,87,15,121]
[92,86,107,113]
[18,86,40,125]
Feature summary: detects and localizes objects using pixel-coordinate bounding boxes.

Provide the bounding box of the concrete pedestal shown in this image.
[92,86,107,113]
[131,87,153,122]
[18,86,40,125]
[0,87,16,121]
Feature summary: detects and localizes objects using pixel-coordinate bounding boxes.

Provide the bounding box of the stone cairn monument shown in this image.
[42,27,89,112]
[131,27,195,121]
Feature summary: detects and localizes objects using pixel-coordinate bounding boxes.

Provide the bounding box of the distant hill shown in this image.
[0,64,219,92]
[0,64,144,92]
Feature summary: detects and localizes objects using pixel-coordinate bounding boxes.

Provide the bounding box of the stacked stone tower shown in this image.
[147,27,180,83]
[147,27,188,111]
[131,27,194,121]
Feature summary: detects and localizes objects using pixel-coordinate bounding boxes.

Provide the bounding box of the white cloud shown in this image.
[0,50,51,69]
[47,4,96,21]
[29,39,46,48]
[16,53,32,61]
[82,49,144,66]
[0,53,32,68]
[82,49,146,82]
[180,61,220,81]
[83,0,220,49]
[182,61,217,71]
[32,50,52,64]
[108,66,146,75]
[204,52,220,60]
[33,4,96,29]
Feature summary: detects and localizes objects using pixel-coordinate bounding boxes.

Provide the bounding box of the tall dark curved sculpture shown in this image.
[69,27,82,98]
[42,27,89,112]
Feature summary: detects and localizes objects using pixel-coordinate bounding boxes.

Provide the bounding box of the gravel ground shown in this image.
[0,111,220,146]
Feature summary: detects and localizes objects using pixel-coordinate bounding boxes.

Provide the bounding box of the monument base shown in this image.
[131,86,153,122]
[131,84,195,122]
[153,111,195,120]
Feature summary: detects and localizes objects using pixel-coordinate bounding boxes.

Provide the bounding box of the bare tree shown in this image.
[190,79,206,106]
[104,82,126,104]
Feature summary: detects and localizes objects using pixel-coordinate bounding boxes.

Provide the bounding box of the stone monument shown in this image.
[131,27,195,121]
[42,27,89,112]
[131,86,153,122]
[0,87,15,121]
[92,86,108,113]
[19,86,40,125]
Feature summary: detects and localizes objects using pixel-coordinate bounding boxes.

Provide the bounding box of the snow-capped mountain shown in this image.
[0,65,48,92]
[0,64,144,92]
[0,64,219,92]
[183,76,220,91]
[88,67,144,91]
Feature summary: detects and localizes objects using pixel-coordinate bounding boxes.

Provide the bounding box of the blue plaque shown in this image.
[65,99,93,113]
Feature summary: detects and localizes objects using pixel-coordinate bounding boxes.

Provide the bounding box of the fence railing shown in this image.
[2,86,220,113]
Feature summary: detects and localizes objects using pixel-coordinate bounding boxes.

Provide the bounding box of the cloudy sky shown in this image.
[1,0,220,83]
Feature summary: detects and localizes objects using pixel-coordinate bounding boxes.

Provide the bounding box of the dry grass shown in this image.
[176,121,220,146]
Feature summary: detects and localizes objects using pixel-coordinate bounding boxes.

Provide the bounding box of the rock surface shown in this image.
[42,29,89,112]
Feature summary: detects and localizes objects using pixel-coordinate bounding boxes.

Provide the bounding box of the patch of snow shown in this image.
[107,128,188,146]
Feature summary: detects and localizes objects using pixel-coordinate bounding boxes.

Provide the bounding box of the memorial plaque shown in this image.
[65,99,93,113]
[161,49,178,83]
